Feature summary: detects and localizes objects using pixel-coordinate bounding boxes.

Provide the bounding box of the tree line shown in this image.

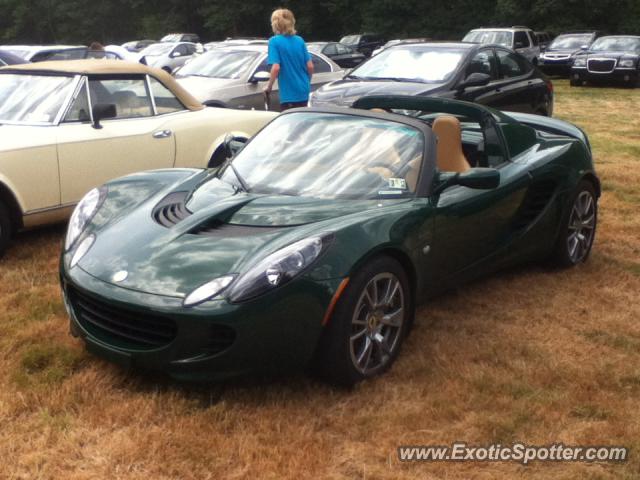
[0,0,638,45]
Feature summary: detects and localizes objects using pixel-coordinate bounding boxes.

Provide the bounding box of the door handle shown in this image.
[152,129,172,139]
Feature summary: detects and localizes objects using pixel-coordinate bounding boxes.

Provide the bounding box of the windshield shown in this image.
[219,112,424,199]
[0,74,75,124]
[463,31,513,48]
[351,46,464,83]
[161,35,181,42]
[177,49,260,79]
[549,34,592,50]
[591,37,640,53]
[341,35,360,45]
[141,43,172,56]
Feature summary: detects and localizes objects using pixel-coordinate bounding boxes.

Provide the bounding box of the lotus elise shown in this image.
[60,96,599,386]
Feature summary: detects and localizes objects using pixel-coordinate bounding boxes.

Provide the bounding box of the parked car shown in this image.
[310,42,554,116]
[0,49,28,66]
[162,33,200,44]
[122,40,157,52]
[340,33,385,57]
[535,31,553,52]
[175,44,343,111]
[307,42,365,68]
[463,27,540,64]
[0,60,276,255]
[139,42,198,73]
[372,38,431,57]
[0,45,86,62]
[59,95,599,385]
[538,31,599,76]
[571,35,640,87]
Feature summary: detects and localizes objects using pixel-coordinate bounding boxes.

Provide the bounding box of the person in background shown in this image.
[263,8,314,111]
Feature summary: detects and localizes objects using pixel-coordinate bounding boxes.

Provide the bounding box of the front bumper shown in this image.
[61,262,341,382]
[539,60,573,76]
[571,67,639,85]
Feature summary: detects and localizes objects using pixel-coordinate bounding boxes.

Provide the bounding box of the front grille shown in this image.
[68,286,177,350]
[545,54,571,61]
[152,191,192,227]
[587,58,616,73]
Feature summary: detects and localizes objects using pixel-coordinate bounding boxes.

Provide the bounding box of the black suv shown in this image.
[571,35,640,87]
[339,33,385,57]
[538,31,598,76]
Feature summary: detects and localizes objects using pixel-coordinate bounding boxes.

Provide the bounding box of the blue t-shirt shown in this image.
[267,34,311,103]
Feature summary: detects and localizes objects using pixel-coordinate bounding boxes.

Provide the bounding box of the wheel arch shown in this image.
[580,171,601,198]
[205,131,251,168]
[0,181,24,230]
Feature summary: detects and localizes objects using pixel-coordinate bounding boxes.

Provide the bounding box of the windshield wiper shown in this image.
[228,163,250,193]
[364,76,429,83]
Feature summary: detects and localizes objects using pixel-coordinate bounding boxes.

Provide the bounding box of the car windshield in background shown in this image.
[463,31,513,47]
[591,37,640,52]
[218,112,424,199]
[340,36,359,45]
[3,48,30,59]
[0,74,74,124]
[177,50,260,79]
[549,34,593,50]
[161,35,181,42]
[351,46,465,83]
[141,43,172,56]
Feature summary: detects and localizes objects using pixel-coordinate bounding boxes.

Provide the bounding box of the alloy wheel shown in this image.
[567,190,596,263]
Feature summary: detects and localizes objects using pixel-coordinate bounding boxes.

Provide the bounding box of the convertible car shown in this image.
[59,96,599,386]
[0,60,275,255]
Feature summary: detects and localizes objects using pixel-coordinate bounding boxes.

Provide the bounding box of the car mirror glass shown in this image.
[250,71,271,83]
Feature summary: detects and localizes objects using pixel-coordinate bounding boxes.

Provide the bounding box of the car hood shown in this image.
[79,183,403,297]
[312,78,444,107]
[175,76,237,102]
[581,51,638,60]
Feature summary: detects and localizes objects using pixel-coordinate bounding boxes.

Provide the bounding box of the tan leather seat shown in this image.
[432,115,470,173]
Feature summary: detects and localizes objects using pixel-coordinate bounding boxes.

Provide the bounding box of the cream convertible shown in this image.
[0,60,276,255]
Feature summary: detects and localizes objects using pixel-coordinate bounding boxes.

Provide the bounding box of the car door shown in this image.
[491,48,534,113]
[56,75,175,204]
[230,55,280,111]
[457,48,503,106]
[429,117,531,283]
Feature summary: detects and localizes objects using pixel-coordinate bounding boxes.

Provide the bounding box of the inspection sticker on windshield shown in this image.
[388,178,407,189]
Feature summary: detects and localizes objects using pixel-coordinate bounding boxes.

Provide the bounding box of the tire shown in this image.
[551,180,597,268]
[0,201,13,258]
[312,255,411,386]
[570,78,582,87]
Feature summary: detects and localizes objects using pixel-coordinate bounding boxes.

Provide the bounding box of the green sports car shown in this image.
[59,96,599,386]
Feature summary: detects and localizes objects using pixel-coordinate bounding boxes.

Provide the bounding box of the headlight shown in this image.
[619,59,635,68]
[228,234,333,303]
[70,234,95,268]
[65,187,106,251]
[573,57,586,67]
[184,275,236,307]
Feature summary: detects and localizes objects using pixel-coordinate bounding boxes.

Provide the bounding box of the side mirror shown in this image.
[91,103,116,129]
[223,134,248,159]
[250,71,271,83]
[458,72,491,91]
[434,168,500,193]
[580,45,589,50]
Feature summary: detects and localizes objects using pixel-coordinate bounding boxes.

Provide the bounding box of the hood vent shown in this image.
[189,220,283,237]
[152,192,192,227]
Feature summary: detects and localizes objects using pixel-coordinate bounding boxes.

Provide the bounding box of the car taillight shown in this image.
[546,79,554,94]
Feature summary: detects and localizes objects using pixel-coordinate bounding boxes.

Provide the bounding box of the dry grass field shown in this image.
[1,80,639,479]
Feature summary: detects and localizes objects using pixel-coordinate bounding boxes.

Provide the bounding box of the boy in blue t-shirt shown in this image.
[264,9,314,110]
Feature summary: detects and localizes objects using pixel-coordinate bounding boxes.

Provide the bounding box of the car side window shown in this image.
[62,80,91,123]
[465,50,496,79]
[529,31,539,46]
[336,44,350,54]
[185,44,197,55]
[173,44,188,56]
[482,121,507,167]
[88,77,153,119]
[311,53,331,73]
[496,50,526,78]
[324,43,338,55]
[514,31,530,48]
[149,77,185,114]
